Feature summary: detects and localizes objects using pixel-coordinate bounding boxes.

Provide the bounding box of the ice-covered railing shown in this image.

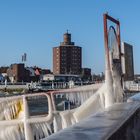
[0,96,23,120]
[50,83,103,109]
[0,83,102,140]
[49,83,103,131]
[0,93,54,140]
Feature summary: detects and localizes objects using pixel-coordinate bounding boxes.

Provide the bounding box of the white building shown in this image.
[43,74,55,81]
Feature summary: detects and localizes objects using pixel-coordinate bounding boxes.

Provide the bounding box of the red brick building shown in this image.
[53,32,82,75]
[7,63,30,82]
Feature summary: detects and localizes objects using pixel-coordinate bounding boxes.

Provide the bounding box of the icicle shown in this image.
[37,123,44,139]
[34,123,40,140]
[0,125,23,140]
[42,123,49,137]
[46,123,52,134]
[53,114,62,133]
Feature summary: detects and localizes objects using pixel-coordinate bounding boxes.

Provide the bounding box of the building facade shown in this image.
[121,42,134,81]
[53,32,82,75]
[43,74,81,82]
[7,63,30,82]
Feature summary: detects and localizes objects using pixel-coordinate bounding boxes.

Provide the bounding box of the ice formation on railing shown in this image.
[0,122,53,140]
[0,53,124,140]
[55,84,102,105]
[31,122,53,139]
[0,99,23,120]
[0,125,24,140]
[65,90,95,105]
[0,62,124,140]
[0,98,24,140]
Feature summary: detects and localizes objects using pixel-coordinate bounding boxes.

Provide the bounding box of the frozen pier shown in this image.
[46,100,140,140]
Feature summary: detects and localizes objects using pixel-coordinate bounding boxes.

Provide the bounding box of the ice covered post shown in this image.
[23,95,34,140]
[103,13,123,108]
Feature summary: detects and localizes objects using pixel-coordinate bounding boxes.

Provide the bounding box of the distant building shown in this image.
[0,66,9,74]
[134,74,140,82]
[92,73,104,83]
[43,74,81,82]
[26,67,35,77]
[25,67,39,82]
[33,67,52,81]
[26,66,52,82]
[0,66,8,79]
[7,63,30,83]
[81,68,91,81]
[43,74,55,81]
[121,42,134,81]
[53,32,82,75]
[41,69,51,75]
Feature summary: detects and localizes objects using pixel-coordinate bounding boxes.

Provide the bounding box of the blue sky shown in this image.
[0,0,140,74]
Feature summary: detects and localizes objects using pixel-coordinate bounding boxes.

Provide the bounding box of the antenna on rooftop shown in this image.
[22,53,27,66]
